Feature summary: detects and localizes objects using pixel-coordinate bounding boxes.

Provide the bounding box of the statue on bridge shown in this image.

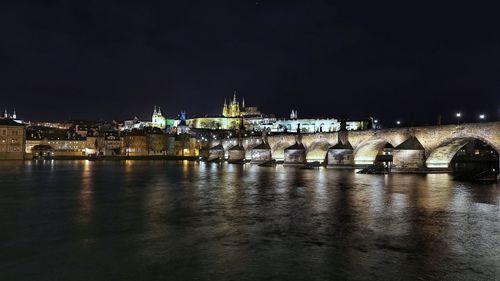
[339,118,347,131]
[262,129,269,144]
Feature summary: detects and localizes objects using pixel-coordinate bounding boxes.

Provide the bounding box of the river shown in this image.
[0,160,499,280]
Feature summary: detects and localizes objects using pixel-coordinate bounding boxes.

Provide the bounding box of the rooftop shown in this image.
[285,142,306,150]
[0,118,24,127]
[329,141,353,150]
[395,136,425,150]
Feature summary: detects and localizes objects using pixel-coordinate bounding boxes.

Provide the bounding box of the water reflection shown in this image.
[0,161,498,280]
[78,160,94,227]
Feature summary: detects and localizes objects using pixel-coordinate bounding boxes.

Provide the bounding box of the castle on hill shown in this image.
[222,91,244,117]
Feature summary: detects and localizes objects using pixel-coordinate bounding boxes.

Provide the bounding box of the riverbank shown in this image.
[29,155,200,161]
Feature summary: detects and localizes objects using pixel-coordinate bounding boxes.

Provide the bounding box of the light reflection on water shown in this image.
[0,161,499,281]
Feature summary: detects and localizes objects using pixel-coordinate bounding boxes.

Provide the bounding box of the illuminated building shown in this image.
[2,109,24,124]
[25,129,86,157]
[28,121,73,130]
[173,134,199,157]
[222,92,241,117]
[31,145,54,158]
[186,117,242,130]
[177,111,190,134]
[104,131,121,155]
[122,129,148,156]
[85,129,105,155]
[123,117,147,131]
[146,127,168,155]
[258,118,367,133]
[0,118,25,159]
[75,124,99,137]
[151,106,167,129]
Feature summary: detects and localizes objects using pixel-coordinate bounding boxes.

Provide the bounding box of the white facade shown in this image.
[258,118,364,133]
[151,106,166,129]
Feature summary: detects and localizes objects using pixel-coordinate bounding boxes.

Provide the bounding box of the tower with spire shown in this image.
[222,91,242,117]
[222,99,230,117]
[151,105,166,129]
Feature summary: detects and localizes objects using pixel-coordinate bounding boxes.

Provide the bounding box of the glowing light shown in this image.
[426,162,449,169]
[396,120,401,125]
[354,160,375,165]
[479,114,485,120]
[456,112,461,118]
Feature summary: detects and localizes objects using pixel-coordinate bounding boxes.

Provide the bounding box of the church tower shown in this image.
[222,99,230,117]
[152,106,158,123]
[230,91,240,117]
[151,106,166,129]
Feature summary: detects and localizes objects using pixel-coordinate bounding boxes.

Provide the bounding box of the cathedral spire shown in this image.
[158,107,162,115]
[233,90,237,103]
[3,109,7,118]
[12,109,16,119]
[223,98,229,117]
[153,106,157,115]
[242,98,245,108]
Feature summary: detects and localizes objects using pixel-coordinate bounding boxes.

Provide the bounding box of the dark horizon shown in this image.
[1,1,499,124]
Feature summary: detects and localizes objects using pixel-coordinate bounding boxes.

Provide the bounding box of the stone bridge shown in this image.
[208,122,500,170]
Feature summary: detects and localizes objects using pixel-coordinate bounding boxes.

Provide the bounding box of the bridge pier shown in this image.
[208,143,225,162]
[392,136,427,171]
[228,144,245,163]
[251,142,272,164]
[326,130,355,168]
[284,142,306,165]
[327,145,354,167]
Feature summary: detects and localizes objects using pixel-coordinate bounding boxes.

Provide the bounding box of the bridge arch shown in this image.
[305,140,331,162]
[426,136,500,169]
[353,138,392,165]
[271,141,295,161]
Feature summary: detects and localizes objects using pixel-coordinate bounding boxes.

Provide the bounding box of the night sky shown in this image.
[1,1,499,125]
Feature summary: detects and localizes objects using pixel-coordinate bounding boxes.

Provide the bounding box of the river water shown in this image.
[0,161,499,280]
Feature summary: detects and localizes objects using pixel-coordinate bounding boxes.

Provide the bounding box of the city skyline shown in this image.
[1,101,497,127]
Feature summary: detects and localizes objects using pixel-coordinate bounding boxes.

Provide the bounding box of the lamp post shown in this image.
[479,114,485,122]
[396,120,401,126]
[455,112,461,124]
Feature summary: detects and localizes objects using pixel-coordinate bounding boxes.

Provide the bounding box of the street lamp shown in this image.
[479,114,485,121]
[455,112,461,124]
[396,120,401,126]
